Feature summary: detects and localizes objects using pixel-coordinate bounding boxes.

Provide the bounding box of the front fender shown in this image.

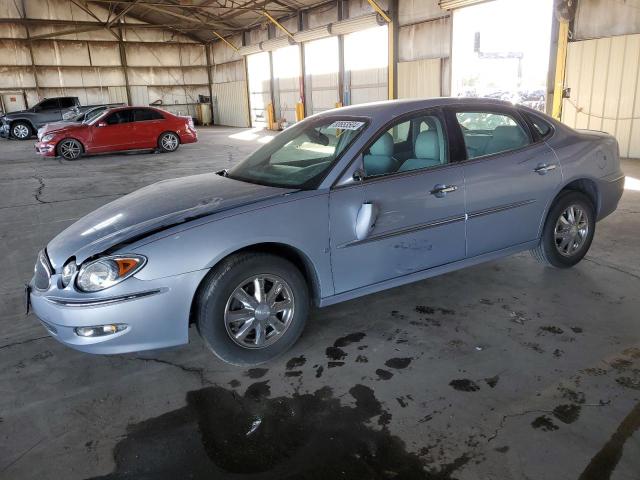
[127,193,334,299]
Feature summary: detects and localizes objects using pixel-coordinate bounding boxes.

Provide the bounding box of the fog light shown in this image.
[74,324,127,337]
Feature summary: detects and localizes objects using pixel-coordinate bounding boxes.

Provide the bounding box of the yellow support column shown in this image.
[388,17,395,100]
[295,102,305,121]
[552,21,569,121]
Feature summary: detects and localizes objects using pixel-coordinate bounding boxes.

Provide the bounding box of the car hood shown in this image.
[2,108,31,118]
[38,121,81,137]
[46,173,295,268]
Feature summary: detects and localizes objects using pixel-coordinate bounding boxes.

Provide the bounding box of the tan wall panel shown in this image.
[127,67,207,86]
[0,23,27,39]
[32,40,90,66]
[398,17,450,62]
[212,34,242,64]
[398,58,441,99]
[88,43,121,66]
[211,81,250,127]
[35,67,125,88]
[562,34,640,158]
[0,67,36,88]
[398,0,447,26]
[0,1,21,17]
[125,43,181,67]
[213,60,245,84]
[0,40,32,65]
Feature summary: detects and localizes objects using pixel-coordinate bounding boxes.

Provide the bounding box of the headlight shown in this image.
[41,134,54,142]
[61,259,77,288]
[76,255,146,292]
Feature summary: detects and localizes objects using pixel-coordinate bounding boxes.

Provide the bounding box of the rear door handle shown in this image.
[430,184,458,198]
[534,163,557,175]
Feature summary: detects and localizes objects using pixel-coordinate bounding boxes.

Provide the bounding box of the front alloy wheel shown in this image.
[12,122,30,140]
[57,139,83,160]
[224,274,295,349]
[196,253,309,366]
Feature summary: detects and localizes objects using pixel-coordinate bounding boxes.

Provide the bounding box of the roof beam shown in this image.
[260,10,294,41]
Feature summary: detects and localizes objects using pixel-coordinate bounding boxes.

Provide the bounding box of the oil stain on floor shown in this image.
[89,381,470,480]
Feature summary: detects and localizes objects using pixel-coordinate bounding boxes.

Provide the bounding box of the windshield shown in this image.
[83,108,105,124]
[227,117,368,189]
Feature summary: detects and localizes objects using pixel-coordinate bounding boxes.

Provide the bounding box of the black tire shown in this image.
[531,191,595,268]
[196,253,309,366]
[56,138,83,160]
[157,132,180,152]
[11,121,32,140]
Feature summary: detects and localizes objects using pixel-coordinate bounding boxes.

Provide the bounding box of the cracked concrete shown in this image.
[0,129,639,479]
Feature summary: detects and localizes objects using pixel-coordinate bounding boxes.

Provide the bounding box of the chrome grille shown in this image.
[34,250,52,291]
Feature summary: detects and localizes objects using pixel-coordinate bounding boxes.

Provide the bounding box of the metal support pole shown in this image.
[552,21,569,121]
[21,0,40,102]
[388,0,398,100]
[205,43,215,125]
[117,23,132,106]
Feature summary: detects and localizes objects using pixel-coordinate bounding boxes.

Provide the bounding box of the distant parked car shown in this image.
[1,96,80,139]
[1,97,123,140]
[34,106,197,160]
[27,98,623,365]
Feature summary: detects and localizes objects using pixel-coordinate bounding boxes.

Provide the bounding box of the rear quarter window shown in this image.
[523,112,553,138]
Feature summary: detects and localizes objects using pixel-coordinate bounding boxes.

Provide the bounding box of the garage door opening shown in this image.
[247,52,272,128]
[451,0,554,111]
[304,36,340,115]
[344,25,388,105]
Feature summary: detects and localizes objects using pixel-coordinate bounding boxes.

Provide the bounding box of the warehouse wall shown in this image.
[0,0,209,119]
[397,0,451,98]
[211,34,250,127]
[561,0,640,158]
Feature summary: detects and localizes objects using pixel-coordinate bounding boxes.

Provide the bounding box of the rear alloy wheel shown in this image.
[531,191,595,268]
[11,122,31,140]
[158,132,179,152]
[57,139,83,160]
[196,253,309,366]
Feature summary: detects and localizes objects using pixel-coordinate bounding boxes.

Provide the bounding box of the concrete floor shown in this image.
[1,127,639,480]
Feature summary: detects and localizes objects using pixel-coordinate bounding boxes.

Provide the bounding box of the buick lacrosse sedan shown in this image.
[27,98,624,365]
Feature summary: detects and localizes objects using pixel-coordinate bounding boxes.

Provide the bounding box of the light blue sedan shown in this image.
[28,98,625,365]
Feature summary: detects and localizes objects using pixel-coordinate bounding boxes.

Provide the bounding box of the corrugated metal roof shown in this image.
[89,0,335,43]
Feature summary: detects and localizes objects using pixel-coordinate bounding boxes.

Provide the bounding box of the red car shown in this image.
[35,106,197,160]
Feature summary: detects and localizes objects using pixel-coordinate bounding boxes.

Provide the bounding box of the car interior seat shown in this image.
[484,125,528,155]
[398,130,442,172]
[363,132,395,176]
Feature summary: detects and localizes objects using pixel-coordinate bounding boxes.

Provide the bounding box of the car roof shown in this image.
[315,97,521,118]
[104,105,167,114]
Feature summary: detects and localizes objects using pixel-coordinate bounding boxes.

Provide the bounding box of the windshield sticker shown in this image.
[328,121,365,131]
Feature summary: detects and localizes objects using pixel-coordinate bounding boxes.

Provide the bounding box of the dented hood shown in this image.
[46,173,294,268]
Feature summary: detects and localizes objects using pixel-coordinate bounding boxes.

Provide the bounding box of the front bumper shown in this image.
[34,141,56,156]
[28,269,207,354]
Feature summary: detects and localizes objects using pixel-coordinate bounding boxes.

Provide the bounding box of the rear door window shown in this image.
[133,108,164,121]
[38,99,59,110]
[454,111,530,159]
[58,97,76,109]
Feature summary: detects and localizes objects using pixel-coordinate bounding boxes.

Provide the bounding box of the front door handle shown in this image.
[534,163,557,175]
[430,184,458,198]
